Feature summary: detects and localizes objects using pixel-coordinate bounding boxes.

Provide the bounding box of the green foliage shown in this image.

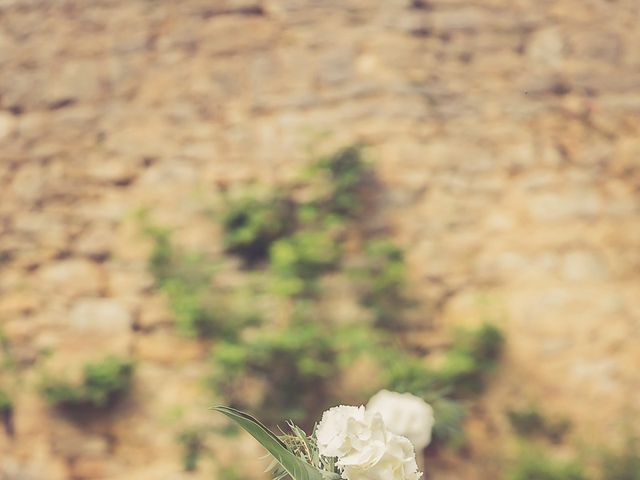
[218,466,248,480]
[310,146,370,218]
[436,349,485,396]
[143,222,257,339]
[355,240,409,328]
[269,229,341,297]
[380,324,503,448]
[40,356,133,410]
[0,388,13,436]
[382,349,438,397]
[223,194,296,265]
[140,145,505,462]
[0,389,12,415]
[437,323,504,397]
[508,450,590,480]
[385,323,504,399]
[211,318,339,426]
[175,423,239,472]
[507,406,571,443]
[429,397,467,450]
[210,314,494,434]
[163,277,259,340]
[178,428,206,472]
[145,224,175,284]
[601,438,640,480]
[161,278,218,337]
[0,329,15,415]
[508,406,546,436]
[459,323,505,369]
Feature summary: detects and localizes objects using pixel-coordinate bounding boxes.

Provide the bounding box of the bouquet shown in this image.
[214,390,434,480]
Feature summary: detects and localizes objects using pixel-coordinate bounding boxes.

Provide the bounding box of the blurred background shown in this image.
[0,1,639,479]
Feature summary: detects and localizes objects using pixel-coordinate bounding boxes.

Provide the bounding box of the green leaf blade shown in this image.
[212,406,339,480]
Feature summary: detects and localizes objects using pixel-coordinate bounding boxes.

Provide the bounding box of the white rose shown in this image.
[367,390,434,451]
[341,433,422,480]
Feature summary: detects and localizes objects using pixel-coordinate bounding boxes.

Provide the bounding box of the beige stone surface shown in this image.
[0,0,639,478]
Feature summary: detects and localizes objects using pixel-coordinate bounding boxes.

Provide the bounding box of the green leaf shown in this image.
[212,406,339,480]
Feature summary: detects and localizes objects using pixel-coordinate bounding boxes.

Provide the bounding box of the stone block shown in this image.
[69,298,133,333]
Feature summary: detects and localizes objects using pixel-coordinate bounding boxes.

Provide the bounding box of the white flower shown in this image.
[367,390,434,451]
[315,404,423,480]
[341,433,421,480]
[334,413,388,470]
[316,405,381,459]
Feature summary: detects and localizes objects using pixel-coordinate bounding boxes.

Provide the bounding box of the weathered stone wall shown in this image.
[0,0,639,478]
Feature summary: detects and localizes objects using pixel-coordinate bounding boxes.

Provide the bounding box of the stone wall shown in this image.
[0,0,639,478]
